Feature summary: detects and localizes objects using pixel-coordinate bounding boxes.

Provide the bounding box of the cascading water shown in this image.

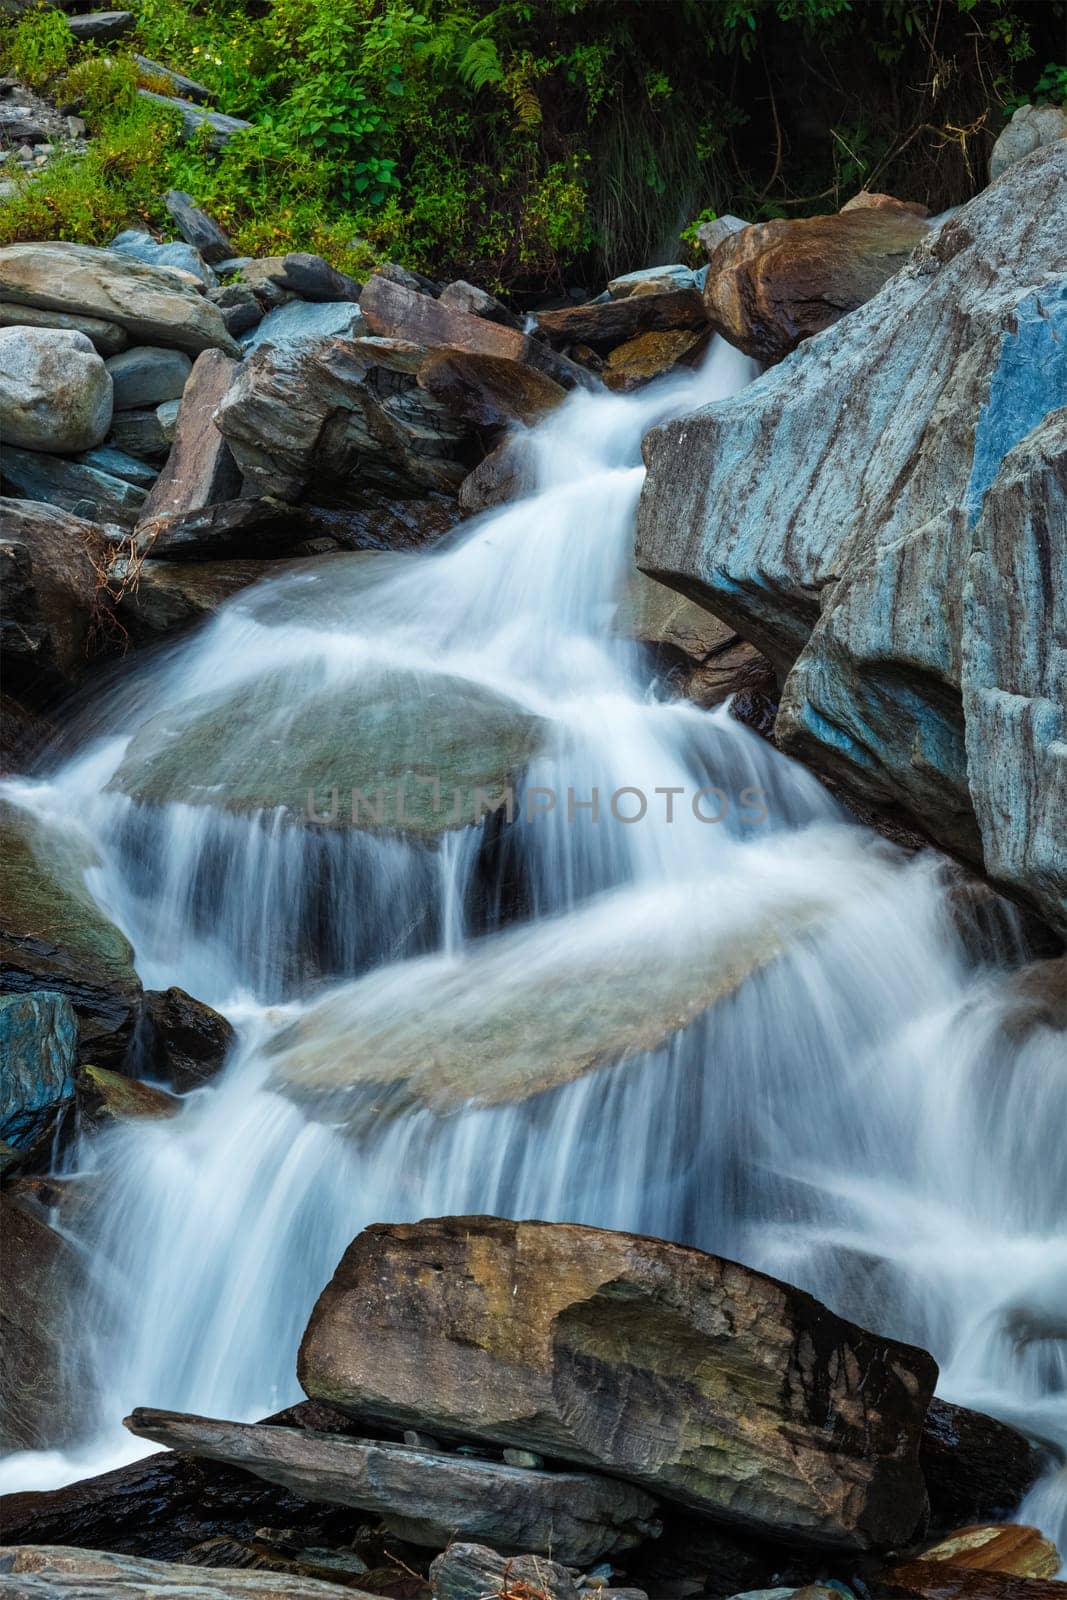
[2,339,1064,1563]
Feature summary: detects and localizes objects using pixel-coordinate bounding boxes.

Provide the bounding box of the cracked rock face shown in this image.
[297,1216,938,1552]
[636,142,1066,934]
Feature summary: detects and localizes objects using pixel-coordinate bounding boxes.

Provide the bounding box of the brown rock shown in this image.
[458,438,533,514]
[297,1216,938,1551]
[919,1397,1046,1531]
[136,348,241,527]
[917,1526,1060,1580]
[430,1544,577,1600]
[0,1545,379,1597]
[0,498,109,703]
[142,986,235,1091]
[535,288,707,348]
[134,498,315,562]
[297,494,461,553]
[125,1408,661,1565]
[76,1062,181,1124]
[360,274,592,391]
[841,191,930,217]
[417,349,566,429]
[603,329,708,392]
[880,1562,1063,1600]
[437,280,522,328]
[704,208,929,364]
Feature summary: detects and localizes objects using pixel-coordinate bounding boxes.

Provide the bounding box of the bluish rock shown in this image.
[105,344,192,410]
[111,229,217,290]
[607,264,699,299]
[1,445,147,527]
[73,445,158,488]
[243,298,365,353]
[0,990,77,1149]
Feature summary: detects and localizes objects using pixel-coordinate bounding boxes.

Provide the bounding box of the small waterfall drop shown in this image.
[1,339,1063,1561]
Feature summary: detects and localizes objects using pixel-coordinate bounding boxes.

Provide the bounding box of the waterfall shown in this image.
[2,339,1064,1562]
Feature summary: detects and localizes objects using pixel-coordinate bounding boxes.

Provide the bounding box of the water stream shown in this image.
[2,340,1064,1559]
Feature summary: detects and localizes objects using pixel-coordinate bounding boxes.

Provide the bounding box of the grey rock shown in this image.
[431,1544,578,1600]
[105,344,192,410]
[244,297,364,352]
[240,252,362,304]
[73,445,158,488]
[2,444,147,527]
[438,278,522,328]
[136,348,241,528]
[130,497,309,561]
[210,281,262,337]
[65,9,132,39]
[136,90,252,152]
[214,256,255,276]
[0,1545,377,1597]
[106,406,171,461]
[376,259,441,296]
[112,228,217,290]
[125,1408,661,1565]
[156,397,181,440]
[607,264,699,298]
[163,189,234,264]
[0,241,240,356]
[695,213,749,258]
[990,102,1067,180]
[0,301,127,356]
[637,141,1067,934]
[1,1199,94,1452]
[0,326,113,452]
[117,557,268,642]
[503,1447,545,1469]
[134,56,216,106]
[0,990,77,1150]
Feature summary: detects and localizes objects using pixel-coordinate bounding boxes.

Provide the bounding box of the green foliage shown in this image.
[1,0,1063,283]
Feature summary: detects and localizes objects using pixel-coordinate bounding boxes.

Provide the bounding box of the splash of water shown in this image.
[2,339,1063,1560]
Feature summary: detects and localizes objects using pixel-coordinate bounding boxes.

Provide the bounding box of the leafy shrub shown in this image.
[2,7,74,89]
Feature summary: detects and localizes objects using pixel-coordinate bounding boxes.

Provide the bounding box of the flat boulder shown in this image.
[244,299,365,353]
[2,445,148,527]
[0,326,113,452]
[0,242,240,357]
[535,287,707,348]
[637,142,1067,934]
[880,1564,1063,1600]
[416,349,566,428]
[125,1409,660,1565]
[703,205,928,364]
[0,1545,374,1597]
[297,1216,938,1551]
[0,302,128,357]
[916,1527,1059,1580]
[603,328,707,392]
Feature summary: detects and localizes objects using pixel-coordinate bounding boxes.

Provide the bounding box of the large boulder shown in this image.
[0,327,113,453]
[637,143,1067,933]
[298,1217,938,1552]
[0,800,142,1067]
[919,1398,1045,1531]
[0,498,109,701]
[135,348,241,529]
[416,350,566,429]
[536,288,707,348]
[702,204,929,364]
[141,985,235,1091]
[0,1192,94,1452]
[0,242,241,357]
[0,990,77,1151]
[125,1408,660,1564]
[0,1545,372,1597]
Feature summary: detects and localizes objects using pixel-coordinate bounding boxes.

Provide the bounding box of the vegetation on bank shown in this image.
[1,0,1064,290]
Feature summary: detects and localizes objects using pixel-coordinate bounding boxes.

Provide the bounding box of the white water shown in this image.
[2,341,1064,1559]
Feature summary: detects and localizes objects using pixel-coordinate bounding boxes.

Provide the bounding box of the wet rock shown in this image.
[66,9,132,39]
[2,445,147,527]
[637,143,1067,935]
[136,89,252,151]
[73,445,158,489]
[458,436,532,513]
[916,1526,1059,1580]
[0,1192,93,1452]
[0,499,108,700]
[117,559,267,640]
[76,1063,181,1125]
[608,264,700,298]
[133,497,311,561]
[0,241,240,356]
[134,56,216,105]
[879,1562,1064,1600]
[990,103,1067,180]
[416,350,566,428]
[298,1216,937,1550]
[244,299,365,353]
[136,349,240,528]
[535,288,707,348]
[0,990,77,1149]
[0,799,142,1067]
[361,273,591,391]
[106,344,192,410]
[0,326,113,452]
[0,1545,372,1596]
[215,336,472,501]
[438,279,522,328]
[297,494,461,553]
[211,283,263,339]
[241,254,363,305]
[126,1408,660,1565]
[702,206,928,364]
[603,329,707,392]
[111,228,217,291]
[430,1543,578,1600]
[142,986,235,1091]
[110,664,547,837]
[164,190,235,264]
[919,1398,1046,1530]
[0,302,127,357]
[0,692,55,774]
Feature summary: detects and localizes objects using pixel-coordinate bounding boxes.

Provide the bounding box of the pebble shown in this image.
[503,1446,545,1468]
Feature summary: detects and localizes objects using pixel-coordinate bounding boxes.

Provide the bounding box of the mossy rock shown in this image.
[76,1063,181,1124]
